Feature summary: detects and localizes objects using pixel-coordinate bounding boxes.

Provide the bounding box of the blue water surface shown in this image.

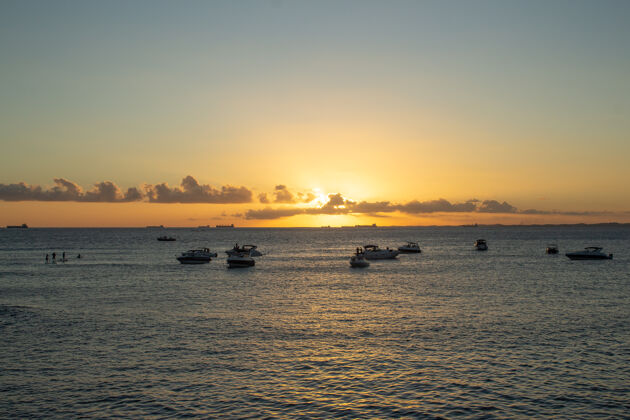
[1,226,629,418]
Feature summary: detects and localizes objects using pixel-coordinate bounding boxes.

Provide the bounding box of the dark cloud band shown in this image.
[0,176,252,204]
[244,194,602,220]
[0,178,608,218]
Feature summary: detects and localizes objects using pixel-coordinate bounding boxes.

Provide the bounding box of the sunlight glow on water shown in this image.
[1,226,629,417]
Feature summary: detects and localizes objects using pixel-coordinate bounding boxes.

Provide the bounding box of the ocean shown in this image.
[1,226,629,418]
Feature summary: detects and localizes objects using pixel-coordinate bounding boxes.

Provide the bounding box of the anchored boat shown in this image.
[176,248,216,264]
[566,247,612,260]
[227,253,255,268]
[350,248,370,268]
[363,245,399,260]
[398,241,421,253]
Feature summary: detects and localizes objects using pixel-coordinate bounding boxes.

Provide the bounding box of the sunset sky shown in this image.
[1,0,629,227]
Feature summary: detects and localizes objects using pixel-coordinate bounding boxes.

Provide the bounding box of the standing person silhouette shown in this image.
[46,254,49,263]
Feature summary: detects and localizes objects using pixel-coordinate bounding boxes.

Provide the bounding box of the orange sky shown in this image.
[1,2,630,226]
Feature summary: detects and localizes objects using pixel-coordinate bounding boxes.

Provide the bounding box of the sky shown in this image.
[1,0,629,227]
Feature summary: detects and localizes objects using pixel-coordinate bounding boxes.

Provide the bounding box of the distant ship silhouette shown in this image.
[7,223,28,228]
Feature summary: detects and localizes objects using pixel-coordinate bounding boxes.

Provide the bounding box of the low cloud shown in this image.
[0,178,142,202]
[520,208,605,216]
[257,185,317,204]
[324,193,349,207]
[297,192,316,203]
[244,207,306,220]
[243,194,603,220]
[273,185,295,203]
[258,193,270,203]
[396,199,478,214]
[0,176,251,204]
[477,200,518,213]
[0,178,617,219]
[144,176,252,203]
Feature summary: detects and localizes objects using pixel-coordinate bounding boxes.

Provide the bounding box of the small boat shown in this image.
[546,244,559,254]
[363,245,399,260]
[227,253,255,268]
[474,239,488,251]
[216,224,235,228]
[350,249,370,268]
[226,244,263,257]
[176,248,216,264]
[157,236,176,241]
[566,247,612,260]
[398,241,421,253]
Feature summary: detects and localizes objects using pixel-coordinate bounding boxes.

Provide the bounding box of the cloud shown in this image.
[325,193,347,207]
[83,181,142,202]
[0,177,618,219]
[244,207,306,220]
[273,185,296,203]
[0,176,251,204]
[245,193,357,219]
[123,187,144,202]
[241,194,600,220]
[297,192,316,203]
[477,200,518,213]
[0,178,143,202]
[395,199,478,214]
[352,201,393,213]
[519,208,605,216]
[144,176,252,203]
[520,208,551,215]
[258,185,317,204]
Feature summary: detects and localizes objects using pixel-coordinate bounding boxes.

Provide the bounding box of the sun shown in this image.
[307,188,330,207]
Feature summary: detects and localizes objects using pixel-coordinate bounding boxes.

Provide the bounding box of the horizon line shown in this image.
[3,222,630,229]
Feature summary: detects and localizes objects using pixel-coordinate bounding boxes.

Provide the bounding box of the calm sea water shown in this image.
[1,226,629,418]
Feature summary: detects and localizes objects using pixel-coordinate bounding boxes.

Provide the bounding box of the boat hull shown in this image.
[227,259,255,268]
[364,252,399,260]
[566,254,612,260]
[350,261,369,267]
[177,257,211,264]
[350,256,370,267]
[398,247,421,253]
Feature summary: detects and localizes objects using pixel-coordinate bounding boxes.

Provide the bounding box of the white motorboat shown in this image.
[566,247,612,260]
[227,253,255,268]
[398,241,421,253]
[474,239,488,251]
[363,245,399,260]
[226,244,263,257]
[350,249,370,268]
[176,248,216,264]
